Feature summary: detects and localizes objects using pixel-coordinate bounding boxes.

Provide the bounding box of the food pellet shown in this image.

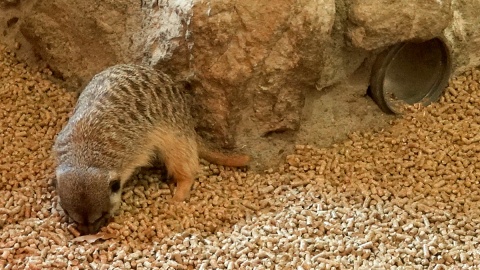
[1,44,480,268]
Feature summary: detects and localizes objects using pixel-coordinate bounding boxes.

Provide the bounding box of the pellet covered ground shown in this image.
[1,44,480,270]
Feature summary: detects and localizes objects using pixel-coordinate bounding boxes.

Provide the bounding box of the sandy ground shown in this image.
[1,44,480,270]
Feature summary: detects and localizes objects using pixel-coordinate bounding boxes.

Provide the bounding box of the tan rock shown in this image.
[347,0,452,50]
[0,0,479,169]
[443,0,480,75]
[19,0,141,89]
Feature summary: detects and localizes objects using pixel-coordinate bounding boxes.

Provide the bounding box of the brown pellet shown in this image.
[1,45,480,269]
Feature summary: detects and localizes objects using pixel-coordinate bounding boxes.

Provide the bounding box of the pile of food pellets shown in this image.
[1,43,479,270]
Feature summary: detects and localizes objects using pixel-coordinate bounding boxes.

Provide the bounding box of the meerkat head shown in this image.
[54,165,123,235]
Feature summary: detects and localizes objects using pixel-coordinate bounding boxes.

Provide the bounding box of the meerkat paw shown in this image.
[170,189,190,202]
[166,180,190,202]
[168,197,185,204]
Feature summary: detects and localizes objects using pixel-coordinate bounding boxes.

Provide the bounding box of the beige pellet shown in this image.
[1,45,480,269]
[67,225,81,238]
[291,180,310,187]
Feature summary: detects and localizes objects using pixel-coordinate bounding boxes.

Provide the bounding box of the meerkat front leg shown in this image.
[170,169,194,202]
[167,181,176,198]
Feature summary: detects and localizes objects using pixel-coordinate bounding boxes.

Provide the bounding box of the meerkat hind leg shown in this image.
[160,137,198,202]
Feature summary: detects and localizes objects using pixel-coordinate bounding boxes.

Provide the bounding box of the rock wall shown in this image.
[1,0,480,170]
[1,0,142,89]
[443,0,480,74]
[0,0,35,64]
[347,0,452,50]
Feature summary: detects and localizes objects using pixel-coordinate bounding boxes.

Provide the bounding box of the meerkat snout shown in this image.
[55,165,123,234]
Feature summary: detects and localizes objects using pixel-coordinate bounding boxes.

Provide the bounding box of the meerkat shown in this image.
[52,64,250,235]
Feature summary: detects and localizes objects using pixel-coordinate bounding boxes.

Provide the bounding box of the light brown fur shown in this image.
[53,64,250,234]
[199,145,251,168]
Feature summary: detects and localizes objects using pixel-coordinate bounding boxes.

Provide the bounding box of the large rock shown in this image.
[135,0,365,152]
[19,0,141,89]
[138,0,194,79]
[347,0,453,50]
[346,0,480,74]
[1,0,480,169]
[188,0,343,144]
[443,0,480,75]
[0,0,33,62]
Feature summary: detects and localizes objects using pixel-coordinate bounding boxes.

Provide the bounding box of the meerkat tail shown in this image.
[198,145,251,167]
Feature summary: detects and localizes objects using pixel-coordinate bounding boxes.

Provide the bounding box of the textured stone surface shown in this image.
[138,0,194,79]
[19,0,141,89]
[347,0,453,50]
[443,0,480,75]
[187,0,343,145]
[0,0,34,63]
[0,0,20,8]
[136,0,364,152]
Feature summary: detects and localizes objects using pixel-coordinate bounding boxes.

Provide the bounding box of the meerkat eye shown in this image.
[110,180,121,193]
